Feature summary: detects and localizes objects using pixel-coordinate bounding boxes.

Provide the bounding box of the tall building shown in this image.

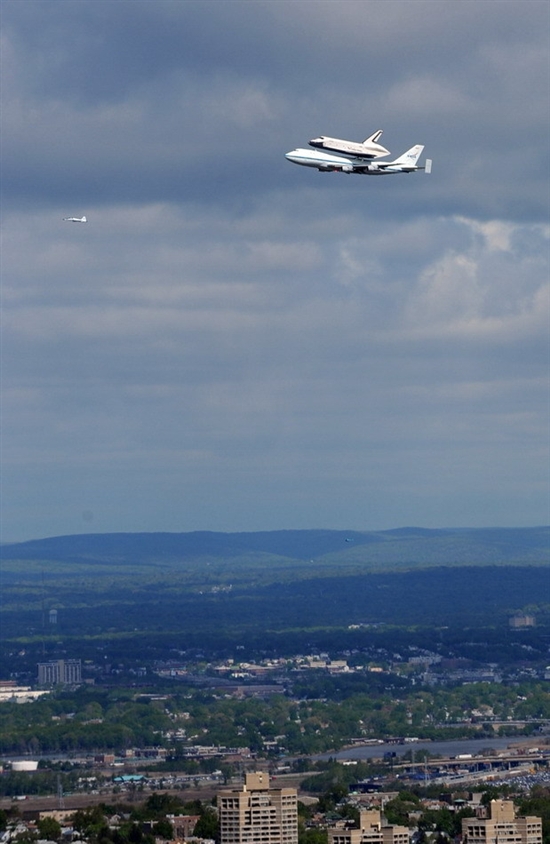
[462,800,542,844]
[218,771,298,844]
[509,614,536,628]
[328,809,410,844]
[38,659,82,686]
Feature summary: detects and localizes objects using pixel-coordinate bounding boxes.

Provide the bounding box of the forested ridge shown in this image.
[1,565,548,639]
[1,528,548,639]
[3,527,548,571]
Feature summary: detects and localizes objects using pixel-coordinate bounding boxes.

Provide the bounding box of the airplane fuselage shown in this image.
[286,148,363,171]
[285,148,417,174]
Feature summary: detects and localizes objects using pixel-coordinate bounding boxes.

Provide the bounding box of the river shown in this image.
[318,735,537,761]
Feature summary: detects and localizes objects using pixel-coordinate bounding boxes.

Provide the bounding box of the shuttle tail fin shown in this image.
[363,129,384,144]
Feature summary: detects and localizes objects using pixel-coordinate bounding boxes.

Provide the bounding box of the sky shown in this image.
[1,0,549,542]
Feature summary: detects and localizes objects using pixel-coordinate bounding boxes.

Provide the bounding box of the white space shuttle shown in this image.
[63,216,87,223]
[308,129,390,160]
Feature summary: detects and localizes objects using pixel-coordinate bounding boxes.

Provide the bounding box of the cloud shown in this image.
[3,0,549,217]
[2,0,549,539]
[401,217,548,342]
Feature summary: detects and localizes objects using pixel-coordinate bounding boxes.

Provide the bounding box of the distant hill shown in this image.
[2,526,548,569]
[1,528,548,638]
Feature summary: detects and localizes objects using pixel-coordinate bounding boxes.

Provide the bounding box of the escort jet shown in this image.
[285,144,431,175]
[309,129,390,160]
[63,216,87,222]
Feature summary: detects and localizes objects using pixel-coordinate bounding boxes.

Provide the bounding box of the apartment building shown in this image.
[37,659,82,686]
[165,815,201,839]
[462,800,542,844]
[218,771,298,844]
[328,809,410,844]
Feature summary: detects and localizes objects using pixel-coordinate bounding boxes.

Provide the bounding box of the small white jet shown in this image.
[285,144,432,175]
[63,216,87,223]
[309,129,390,160]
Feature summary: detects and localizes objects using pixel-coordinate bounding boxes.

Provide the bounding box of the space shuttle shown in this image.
[308,129,390,160]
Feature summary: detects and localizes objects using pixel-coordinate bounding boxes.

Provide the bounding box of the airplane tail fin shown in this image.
[81,216,87,222]
[391,144,424,166]
[363,129,383,144]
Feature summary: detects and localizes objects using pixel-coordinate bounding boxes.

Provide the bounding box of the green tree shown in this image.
[317,785,348,813]
[517,787,550,844]
[70,806,121,844]
[13,835,37,844]
[339,804,360,826]
[384,793,420,827]
[128,825,144,844]
[299,830,328,844]
[37,818,62,842]
[153,820,173,840]
[142,793,184,818]
[193,807,219,843]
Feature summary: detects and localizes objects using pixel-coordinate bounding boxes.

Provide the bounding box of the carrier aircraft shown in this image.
[285,144,432,175]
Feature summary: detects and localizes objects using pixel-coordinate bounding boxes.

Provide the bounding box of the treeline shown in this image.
[4,781,550,844]
[74,797,217,843]
[183,681,549,755]
[14,795,219,844]
[2,566,549,640]
[0,690,171,754]
[0,680,548,756]
[0,769,85,797]
[300,767,550,844]
[3,620,550,683]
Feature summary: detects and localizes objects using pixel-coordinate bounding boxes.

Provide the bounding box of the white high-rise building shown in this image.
[218,772,298,844]
[38,659,82,686]
[329,809,410,844]
[462,800,542,844]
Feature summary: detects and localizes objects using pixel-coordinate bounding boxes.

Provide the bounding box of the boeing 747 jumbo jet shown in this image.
[309,129,390,159]
[285,144,432,175]
[63,216,87,222]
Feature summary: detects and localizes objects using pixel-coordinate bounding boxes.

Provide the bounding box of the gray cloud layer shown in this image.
[2,0,549,540]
